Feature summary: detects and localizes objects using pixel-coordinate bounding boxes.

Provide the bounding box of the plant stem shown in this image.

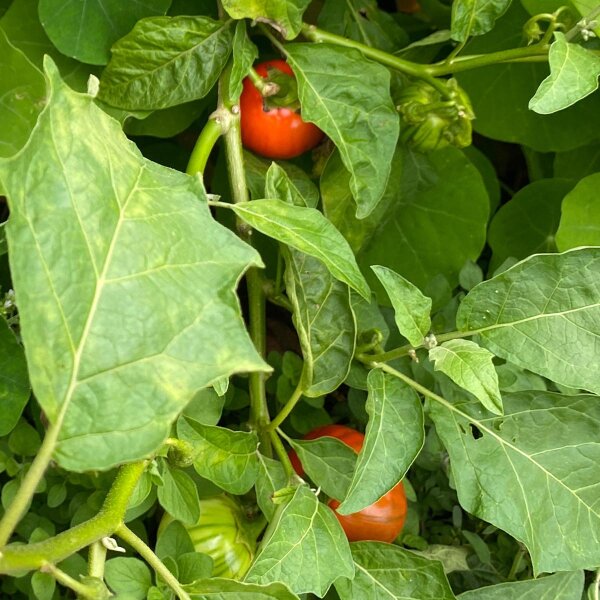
[592,567,600,600]
[186,117,223,176]
[0,419,63,547]
[116,524,190,600]
[219,68,273,457]
[507,546,525,581]
[41,563,102,600]
[269,430,295,480]
[0,461,146,574]
[87,541,107,579]
[267,382,305,432]
[300,23,551,77]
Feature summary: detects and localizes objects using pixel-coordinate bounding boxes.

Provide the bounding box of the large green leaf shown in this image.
[177,417,259,494]
[457,248,600,395]
[488,179,574,273]
[337,370,423,515]
[0,59,267,471]
[358,147,489,293]
[556,173,600,250]
[229,199,370,299]
[1,0,94,91]
[429,340,503,415]
[220,0,311,39]
[286,44,399,218]
[530,33,600,114]
[0,26,45,158]
[429,391,600,572]
[450,0,511,41]
[335,542,456,600]
[458,570,584,599]
[244,485,354,596]
[98,16,233,109]
[456,2,600,151]
[284,250,356,396]
[38,0,171,65]
[0,317,30,436]
[185,578,300,599]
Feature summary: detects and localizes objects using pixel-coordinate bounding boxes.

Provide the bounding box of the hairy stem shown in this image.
[87,541,107,579]
[116,524,190,600]
[0,461,146,574]
[42,563,102,600]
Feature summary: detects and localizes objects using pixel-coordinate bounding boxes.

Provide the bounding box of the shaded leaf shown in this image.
[530,33,600,114]
[287,436,357,500]
[451,0,511,42]
[429,339,503,415]
[265,162,314,208]
[185,578,300,599]
[38,0,171,65]
[0,317,30,436]
[372,265,432,347]
[105,557,152,599]
[0,59,266,471]
[229,199,370,299]
[338,370,424,515]
[99,16,233,109]
[457,248,600,395]
[284,250,356,396]
[458,570,584,599]
[556,173,600,250]
[177,417,259,494]
[221,0,311,39]
[430,391,600,573]
[157,465,201,526]
[335,541,456,600]
[0,26,45,158]
[244,485,354,596]
[286,44,399,218]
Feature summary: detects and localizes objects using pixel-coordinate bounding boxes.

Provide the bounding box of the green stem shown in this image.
[87,541,107,579]
[592,567,600,600]
[186,117,223,176]
[507,546,525,581]
[246,66,280,97]
[0,419,64,547]
[269,430,295,480]
[219,67,272,457]
[267,382,305,432]
[363,329,477,363]
[300,23,551,77]
[41,563,101,600]
[116,524,190,600]
[565,6,600,41]
[0,461,146,574]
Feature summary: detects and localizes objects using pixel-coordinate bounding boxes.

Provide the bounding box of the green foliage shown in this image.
[1,0,600,598]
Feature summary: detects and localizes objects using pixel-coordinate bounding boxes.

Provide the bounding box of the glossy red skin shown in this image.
[239,59,324,159]
[289,424,407,543]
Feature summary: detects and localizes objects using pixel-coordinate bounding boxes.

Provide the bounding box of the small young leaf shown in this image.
[429,339,503,415]
[229,21,258,102]
[244,485,354,596]
[265,162,314,208]
[530,33,600,114]
[337,370,424,515]
[104,557,152,599]
[177,552,213,584]
[177,417,259,494]
[229,199,370,299]
[157,465,201,526]
[335,541,456,600]
[371,265,432,347]
[31,571,56,600]
[155,520,195,562]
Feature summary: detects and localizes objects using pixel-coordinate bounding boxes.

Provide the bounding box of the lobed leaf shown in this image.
[244,485,354,596]
[0,59,267,471]
[457,248,600,395]
[337,369,424,515]
[430,390,600,573]
[98,16,234,110]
